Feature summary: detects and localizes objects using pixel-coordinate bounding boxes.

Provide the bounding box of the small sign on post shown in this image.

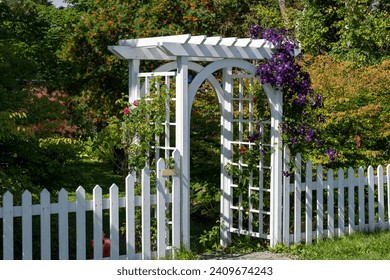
[161,169,178,177]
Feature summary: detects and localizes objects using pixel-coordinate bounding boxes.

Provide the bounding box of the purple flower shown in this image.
[318,114,325,123]
[305,129,316,142]
[326,148,338,163]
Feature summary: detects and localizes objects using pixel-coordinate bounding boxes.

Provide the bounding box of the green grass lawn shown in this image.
[273,230,390,260]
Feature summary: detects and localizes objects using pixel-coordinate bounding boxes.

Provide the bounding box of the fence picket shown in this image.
[338,168,345,236]
[40,189,51,260]
[141,167,151,260]
[358,167,365,230]
[305,160,313,244]
[368,166,375,231]
[282,146,290,245]
[387,165,390,229]
[327,169,334,238]
[76,186,86,260]
[93,185,103,260]
[294,153,302,243]
[125,174,136,260]
[110,184,119,260]
[58,189,69,260]
[377,165,384,229]
[172,149,181,250]
[3,191,14,260]
[157,158,167,259]
[347,167,355,234]
[316,164,324,241]
[22,190,32,260]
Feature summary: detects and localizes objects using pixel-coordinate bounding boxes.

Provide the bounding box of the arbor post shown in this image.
[263,84,283,248]
[176,56,190,250]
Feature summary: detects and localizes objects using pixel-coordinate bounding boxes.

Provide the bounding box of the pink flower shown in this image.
[123,107,130,115]
[133,99,139,106]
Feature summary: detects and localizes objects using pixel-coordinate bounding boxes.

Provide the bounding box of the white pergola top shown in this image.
[108,34,274,61]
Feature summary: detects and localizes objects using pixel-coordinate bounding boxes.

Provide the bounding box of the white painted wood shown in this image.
[157,158,166,259]
[282,146,290,245]
[316,164,324,241]
[327,169,334,238]
[377,165,385,229]
[119,34,191,47]
[125,174,136,260]
[58,188,69,260]
[358,167,365,230]
[294,153,302,244]
[75,186,86,260]
[368,166,375,231]
[3,191,13,260]
[347,167,355,234]
[110,184,119,260]
[387,165,390,229]
[93,185,103,260]
[176,56,191,250]
[141,167,151,260]
[172,149,181,250]
[22,190,32,260]
[40,189,51,260]
[338,168,345,236]
[305,160,313,244]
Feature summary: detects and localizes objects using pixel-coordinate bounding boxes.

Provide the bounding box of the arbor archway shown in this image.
[109,34,285,248]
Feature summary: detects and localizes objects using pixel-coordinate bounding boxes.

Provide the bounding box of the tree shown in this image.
[296,0,390,64]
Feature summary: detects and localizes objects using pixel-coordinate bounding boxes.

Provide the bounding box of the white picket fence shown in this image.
[0,150,181,260]
[282,147,390,245]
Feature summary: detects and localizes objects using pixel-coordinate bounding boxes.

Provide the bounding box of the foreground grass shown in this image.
[272,230,390,260]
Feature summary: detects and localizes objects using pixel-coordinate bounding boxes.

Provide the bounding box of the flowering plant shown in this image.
[116,79,168,172]
[250,25,336,165]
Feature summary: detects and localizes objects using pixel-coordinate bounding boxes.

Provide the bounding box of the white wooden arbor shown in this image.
[108,34,285,249]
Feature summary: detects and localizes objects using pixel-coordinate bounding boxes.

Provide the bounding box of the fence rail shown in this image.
[282,147,390,245]
[0,150,181,260]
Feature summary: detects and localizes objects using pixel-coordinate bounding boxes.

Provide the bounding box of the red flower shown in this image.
[239,146,247,154]
[133,99,139,106]
[123,107,130,115]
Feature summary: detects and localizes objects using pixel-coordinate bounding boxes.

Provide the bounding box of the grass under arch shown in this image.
[272,230,390,260]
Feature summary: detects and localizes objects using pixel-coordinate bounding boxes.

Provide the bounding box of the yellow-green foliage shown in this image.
[305,55,390,167]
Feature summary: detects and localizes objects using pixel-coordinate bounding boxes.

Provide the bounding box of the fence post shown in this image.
[40,189,51,260]
[157,158,167,259]
[316,164,324,241]
[172,149,181,251]
[305,160,313,244]
[347,167,355,234]
[387,165,390,230]
[76,186,86,260]
[338,168,345,236]
[125,174,136,260]
[377,165,385,229]
[282,146,290,245]
[368,166,375,232]
[110,184,120,259]
[93,186,103,260]
[58,188,69,260]
[141,167,151,260]
[22,190,32,260]
[294,153,302,244]
[327,169,334,238]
